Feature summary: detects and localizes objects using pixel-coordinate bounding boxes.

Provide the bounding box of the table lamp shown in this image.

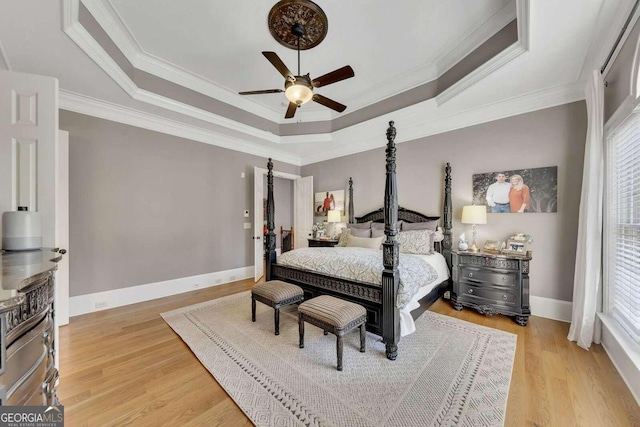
[461,205,487,252]
[327,210,341,239]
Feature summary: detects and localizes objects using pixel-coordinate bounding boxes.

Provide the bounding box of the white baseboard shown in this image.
[530,295,572,323]
[69,266,253,317]
[599,314,640,406]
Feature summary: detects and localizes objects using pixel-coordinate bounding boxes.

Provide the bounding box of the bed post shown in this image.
[348,177,354,223]
[442,162,453,272]
[265,158,276,281]
[382,121,400,361]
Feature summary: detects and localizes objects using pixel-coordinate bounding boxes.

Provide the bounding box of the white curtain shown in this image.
[567,69,604,350]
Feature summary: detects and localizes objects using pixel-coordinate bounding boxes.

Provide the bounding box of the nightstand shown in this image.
[307,238,339,247]
[451,250,531,326]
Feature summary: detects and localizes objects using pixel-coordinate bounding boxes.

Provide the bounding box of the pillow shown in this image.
[371,222,385,230]
[346,235,385,250]
[348,221,372,229]
[400,220,438,231]
[348,227,371,238]
[335,228,351,247]
[371,228,386,238]
[397,229,434,255]
[433,227,444,242]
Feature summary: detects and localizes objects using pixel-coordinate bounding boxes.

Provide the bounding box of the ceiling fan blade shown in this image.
[312,94,347,113]
[285,102,298,119]
[262,52,294,81]
[312,66,355,88]
[238,89,284,95]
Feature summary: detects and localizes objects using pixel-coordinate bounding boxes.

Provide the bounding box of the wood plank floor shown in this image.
[58,279,640,426]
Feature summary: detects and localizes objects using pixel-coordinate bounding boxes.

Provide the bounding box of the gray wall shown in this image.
[60,111,299,297]
[302,101,587,302]
[264,175,293,249]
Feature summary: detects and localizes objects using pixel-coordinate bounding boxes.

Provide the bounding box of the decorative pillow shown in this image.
[370,222,385,230]
[433,227,444,242]
[397,229,435,255]
[400,220,438,231]
[371,228,386,238]
[346,235,385,250]
[335,228,351,247]
[348,227,371,238]
[348,221,372,229]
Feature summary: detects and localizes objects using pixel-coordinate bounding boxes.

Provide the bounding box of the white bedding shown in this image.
[277,247,449,337]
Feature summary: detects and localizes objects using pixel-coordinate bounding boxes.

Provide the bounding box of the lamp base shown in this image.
[469,243,480,253]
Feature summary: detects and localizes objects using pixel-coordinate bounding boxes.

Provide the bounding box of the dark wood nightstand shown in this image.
[451,250,531,326]
[307,238,339,247]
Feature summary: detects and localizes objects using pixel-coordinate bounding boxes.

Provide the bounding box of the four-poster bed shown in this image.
[264,121,453,360]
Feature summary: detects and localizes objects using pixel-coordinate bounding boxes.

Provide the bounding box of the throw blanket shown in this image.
[277,247,439,309]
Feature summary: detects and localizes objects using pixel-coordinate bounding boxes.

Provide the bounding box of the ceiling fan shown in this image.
[239,23,355,119]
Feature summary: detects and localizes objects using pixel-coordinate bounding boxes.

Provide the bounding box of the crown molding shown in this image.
[75,0,521,125]
[59,90,302,165]
[298,80,585,165]
[435,1,517,75]
[436,42,527,105]
[517,0,530,53]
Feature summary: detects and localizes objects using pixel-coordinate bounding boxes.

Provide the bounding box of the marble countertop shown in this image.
[0,249,62,313]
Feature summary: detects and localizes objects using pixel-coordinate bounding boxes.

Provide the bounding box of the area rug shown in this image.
[161,291,516,426]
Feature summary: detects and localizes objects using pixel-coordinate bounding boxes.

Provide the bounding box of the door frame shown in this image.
[254,168,300,282]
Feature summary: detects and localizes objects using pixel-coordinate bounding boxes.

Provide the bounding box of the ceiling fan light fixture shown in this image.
[285,80,313,105]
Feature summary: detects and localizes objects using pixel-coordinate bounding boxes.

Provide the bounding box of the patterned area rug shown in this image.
[161,291,516,426]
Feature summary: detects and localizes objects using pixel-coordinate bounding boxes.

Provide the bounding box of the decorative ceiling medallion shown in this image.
[268,0,328,50]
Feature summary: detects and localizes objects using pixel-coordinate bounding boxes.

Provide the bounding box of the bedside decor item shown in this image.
[327,209,341,238]
[502,233,532,255]
[483,240,505,254]
[461,205,487,253]
[458,233,469,251]
[2,207,42,251]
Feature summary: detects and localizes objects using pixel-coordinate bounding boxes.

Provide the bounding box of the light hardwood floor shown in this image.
[58,279,640,426]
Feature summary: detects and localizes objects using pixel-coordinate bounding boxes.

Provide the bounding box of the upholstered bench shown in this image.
[298,295,367,371]
[252,280,304,335]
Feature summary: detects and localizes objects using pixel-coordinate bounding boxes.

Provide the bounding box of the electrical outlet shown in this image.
[244,222,251,229]
[94,301,107,309]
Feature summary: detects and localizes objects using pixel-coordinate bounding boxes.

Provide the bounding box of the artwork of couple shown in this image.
[314,190,345,217]
[472,166,558,213]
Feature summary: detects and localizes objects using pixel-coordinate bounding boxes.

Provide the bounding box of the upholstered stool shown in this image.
[298,295,367,371]
[252,280,304,335]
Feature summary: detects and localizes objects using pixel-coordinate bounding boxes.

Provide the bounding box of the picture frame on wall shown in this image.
[314,190,345,217]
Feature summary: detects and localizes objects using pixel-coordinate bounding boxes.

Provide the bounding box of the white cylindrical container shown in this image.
[2,207,42,251]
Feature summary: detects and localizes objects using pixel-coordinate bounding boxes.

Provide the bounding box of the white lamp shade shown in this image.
[327,210,341,223]
[461,205,487,225]
[285,83,313,105]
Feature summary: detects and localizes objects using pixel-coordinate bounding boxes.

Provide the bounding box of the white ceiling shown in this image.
[0,0,631,165]
[106,0,510,114]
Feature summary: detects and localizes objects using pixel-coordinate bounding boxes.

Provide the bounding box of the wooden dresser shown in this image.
[451,250,531,326]
[0,249,64,405]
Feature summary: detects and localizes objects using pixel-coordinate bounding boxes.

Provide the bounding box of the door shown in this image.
[294,176,314,249]
[254,167,264,281]
[0,70,58,245]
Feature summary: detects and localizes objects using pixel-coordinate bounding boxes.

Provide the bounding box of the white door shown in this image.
[0,70,59,364]
[294,176,314,249]
[254,167,264,281]
[0,70,58,246]
[55,130,69,327]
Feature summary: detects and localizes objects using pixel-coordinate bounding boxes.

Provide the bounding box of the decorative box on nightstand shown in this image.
[451,250,531,326]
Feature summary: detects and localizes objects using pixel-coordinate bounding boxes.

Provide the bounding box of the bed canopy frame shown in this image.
[265,121,453,360]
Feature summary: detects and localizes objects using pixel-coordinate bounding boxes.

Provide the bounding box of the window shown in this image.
[606,112,640,344]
